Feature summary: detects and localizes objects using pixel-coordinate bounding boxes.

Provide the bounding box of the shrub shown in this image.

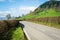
[0,20,19,40]
[4,20,19,29]
[0,20,8,33]
[0,20,8,40]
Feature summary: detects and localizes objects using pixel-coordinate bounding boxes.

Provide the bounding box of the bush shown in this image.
[0,20,8,33]
[0,20,19,40]
[4,20,19,29]
[0,20,8,40]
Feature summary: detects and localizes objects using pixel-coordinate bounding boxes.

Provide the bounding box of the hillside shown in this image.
[22,9,59,19]
[34,1,60,14]
[20,1,60,19]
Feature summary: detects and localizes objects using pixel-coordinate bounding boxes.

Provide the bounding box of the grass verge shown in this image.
[11,27,25,40]
[8,26,26,40]
[28,21,60,29]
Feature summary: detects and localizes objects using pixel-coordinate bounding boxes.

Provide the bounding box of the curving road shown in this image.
[20,21,60,40]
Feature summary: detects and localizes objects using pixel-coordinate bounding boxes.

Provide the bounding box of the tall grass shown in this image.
[11,27,25,40]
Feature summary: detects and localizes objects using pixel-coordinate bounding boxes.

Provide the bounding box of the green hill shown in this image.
[34,1,60,14]
[22,9,60,20]
[21,1,60,19]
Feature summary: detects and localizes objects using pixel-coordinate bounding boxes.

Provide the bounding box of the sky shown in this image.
[0,0,48,17]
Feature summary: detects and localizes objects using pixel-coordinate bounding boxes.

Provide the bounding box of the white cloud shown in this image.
[0,6,36,17]
[0,11,11,14]
[10,7,19,17]
[18,6,36,15]
[0,11,11,17]
[18,6,36,16]
[19,6,36,11]
[9,6,36,17]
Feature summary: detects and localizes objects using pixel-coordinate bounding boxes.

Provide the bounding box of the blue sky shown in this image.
[0,0,48,17]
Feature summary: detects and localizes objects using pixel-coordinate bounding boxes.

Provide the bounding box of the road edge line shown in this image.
[23,29,31,40]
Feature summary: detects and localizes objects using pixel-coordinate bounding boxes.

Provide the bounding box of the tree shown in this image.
[6,14,11,20]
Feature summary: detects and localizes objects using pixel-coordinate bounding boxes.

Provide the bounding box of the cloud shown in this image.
[0,11,11,17]
[18,6,36,16]
[10,7,19,17]
[19,6,36,14]
[0,6,36,17]
[19,6,36,11]
[9,6,36,17]
[0,11,11,14]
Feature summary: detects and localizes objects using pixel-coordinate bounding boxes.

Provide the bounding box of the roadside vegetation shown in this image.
[0,20,26,40]
[11,27,25,40]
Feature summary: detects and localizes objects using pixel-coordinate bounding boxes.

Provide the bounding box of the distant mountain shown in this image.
[34,1,60,14]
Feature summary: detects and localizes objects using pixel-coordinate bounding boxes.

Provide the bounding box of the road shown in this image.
[20,21,60,40]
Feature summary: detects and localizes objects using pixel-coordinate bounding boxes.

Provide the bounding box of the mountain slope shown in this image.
[34,1,60,14]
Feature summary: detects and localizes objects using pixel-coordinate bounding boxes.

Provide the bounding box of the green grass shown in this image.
[17,9,60,20]
[11,27,25,40]
[35,9,60,18]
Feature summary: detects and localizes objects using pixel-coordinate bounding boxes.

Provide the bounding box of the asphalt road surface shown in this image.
[20,21,60,40]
